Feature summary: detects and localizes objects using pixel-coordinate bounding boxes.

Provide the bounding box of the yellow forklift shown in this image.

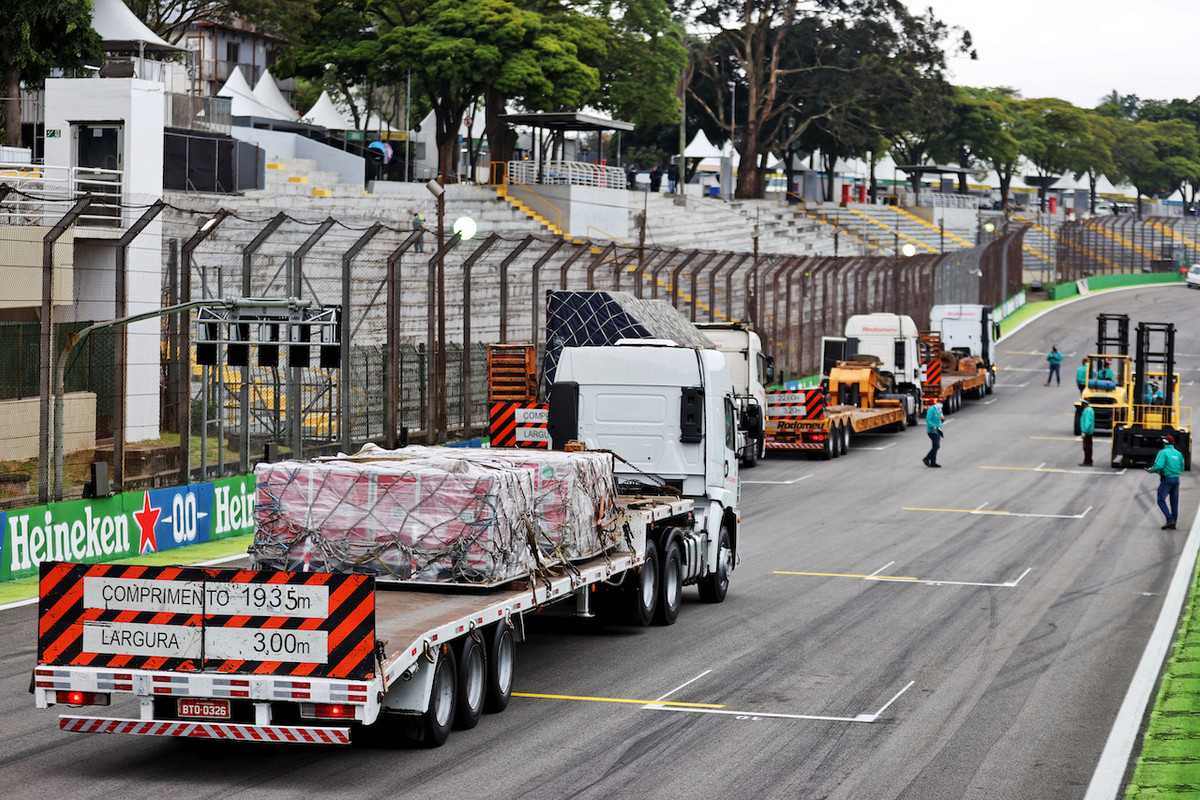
[1111,321,1191,469]
[1074,313,1132,435]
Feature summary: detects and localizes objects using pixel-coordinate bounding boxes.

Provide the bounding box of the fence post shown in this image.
[111,200,164,492]
[238,213,287,473]
[181,209,230,480]
[497,235,535,343]
[461,234,499,438]
[39,195,93,503]
[342,223,384,451]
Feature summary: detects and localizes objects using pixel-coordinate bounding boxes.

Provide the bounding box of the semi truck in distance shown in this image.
[695,321,774,467]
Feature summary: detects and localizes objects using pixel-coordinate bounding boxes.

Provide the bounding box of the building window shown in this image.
[226,42,241,63]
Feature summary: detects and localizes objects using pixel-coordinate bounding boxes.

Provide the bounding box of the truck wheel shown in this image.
[820,431,834,460]
[829,427,840,459]
[421,646,457,747]
[698,525,732,604]
[655,538,683,625]
[454,636,486,730]
[743,437,758,468]
[485,624,515,713]
[630,540,659,626]
[840,423,851,455]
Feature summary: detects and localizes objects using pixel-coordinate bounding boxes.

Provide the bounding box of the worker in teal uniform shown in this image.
[1148,435,1185,529]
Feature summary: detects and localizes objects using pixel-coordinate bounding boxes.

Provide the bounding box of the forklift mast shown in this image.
[1132,321,1176,426]
[1097,313,1130,355]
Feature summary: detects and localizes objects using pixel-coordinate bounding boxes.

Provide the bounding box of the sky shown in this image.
[901,0,1200,108]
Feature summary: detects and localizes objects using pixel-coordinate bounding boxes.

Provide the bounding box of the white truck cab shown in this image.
[548,341,740,533]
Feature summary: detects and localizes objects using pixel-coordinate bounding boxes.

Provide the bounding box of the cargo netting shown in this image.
[543,290,714,391]
[252,445,620,586]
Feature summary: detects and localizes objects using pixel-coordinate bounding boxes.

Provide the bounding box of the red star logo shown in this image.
[134,494,161,554]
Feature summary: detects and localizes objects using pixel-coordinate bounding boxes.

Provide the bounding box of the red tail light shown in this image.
[57,690,110,707]
[301,703,351,720]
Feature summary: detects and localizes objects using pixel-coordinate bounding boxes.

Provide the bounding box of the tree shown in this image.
[1074,112,1116,214]
[377,0,599,181]
[1018,98,1092,211]
[929,86,1018,195]
[274,0,382,129]
[1,0,100,146]
[963,88,1023,212]
[1110,119,1200,217]
[687,0,967,198]
[122,0,317,43]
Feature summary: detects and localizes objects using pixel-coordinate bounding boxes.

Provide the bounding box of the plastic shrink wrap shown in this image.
[252,446,618,585]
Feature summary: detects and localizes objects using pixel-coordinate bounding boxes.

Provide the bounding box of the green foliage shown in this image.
[1019,98,1093,182]
[1,0,101,145]
[123,0,318,42]
[1110,118,1200,214]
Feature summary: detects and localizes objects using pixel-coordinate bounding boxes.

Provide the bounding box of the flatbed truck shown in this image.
[764,358,907,458]
[33,341,741,747]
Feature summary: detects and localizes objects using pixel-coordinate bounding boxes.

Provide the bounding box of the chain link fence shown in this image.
[1,194,1027,501]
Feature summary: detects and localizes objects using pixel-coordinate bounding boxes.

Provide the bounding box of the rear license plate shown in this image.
[178,699,230,719]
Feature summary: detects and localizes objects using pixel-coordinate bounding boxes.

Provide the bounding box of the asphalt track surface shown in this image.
[1,284,1195,799]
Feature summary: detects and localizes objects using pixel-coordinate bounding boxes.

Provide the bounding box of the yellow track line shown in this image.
[513,692,725,708]
[774,570,917,581]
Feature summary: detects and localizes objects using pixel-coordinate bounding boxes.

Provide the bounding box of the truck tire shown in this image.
[820,431,834,460]
[485,624,515,714]
[698,525,732,604]
[840,423,851,455]
[985,370,994,395]
[655,538,683,626]
[631,540,659,626]
[742,437,759,468]
[421,646,457,747]
[455,635,486,730]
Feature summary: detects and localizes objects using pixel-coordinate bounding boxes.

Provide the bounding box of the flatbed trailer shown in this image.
[764,362,907,458]
[34,495,708,746]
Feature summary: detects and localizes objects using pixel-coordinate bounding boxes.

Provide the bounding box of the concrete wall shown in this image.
[42,78,165,442]
[233,127,365,186]
[524,185,630,239]
[0,394,97,460]
[0,227,73,310]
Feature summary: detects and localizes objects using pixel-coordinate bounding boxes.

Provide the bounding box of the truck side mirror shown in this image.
[680,387,704,443]
[547,381,579,450]
[764,356,776,383]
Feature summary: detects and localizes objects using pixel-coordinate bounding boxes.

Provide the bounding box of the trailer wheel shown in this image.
[421,646,457,747]
[840,423,851,455]
[829,426,841,459]
[698,525,732,603]
[631,540,659,626]
[454,636,486,730]
[655,538,683,625]
[820,431,834,460]
[485,624,515,714]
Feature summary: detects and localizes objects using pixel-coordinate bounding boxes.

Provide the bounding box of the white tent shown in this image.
[302,91,353,129]
[91,0,181,53]
[253,71,300,121]
[684,130,723,159]
[218,68,287,120]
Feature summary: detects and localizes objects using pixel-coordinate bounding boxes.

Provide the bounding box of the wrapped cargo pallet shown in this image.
[252,446,620,586]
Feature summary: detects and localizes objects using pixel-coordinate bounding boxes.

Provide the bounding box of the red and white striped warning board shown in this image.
[59,715,351,745]
[37,562,376,680]
[490,401,549,448]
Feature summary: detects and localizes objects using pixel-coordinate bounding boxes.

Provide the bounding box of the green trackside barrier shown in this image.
[1,474,256,584]
[1049,271,1183,300]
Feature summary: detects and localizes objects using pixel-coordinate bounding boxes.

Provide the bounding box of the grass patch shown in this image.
[1124,567,1200,799]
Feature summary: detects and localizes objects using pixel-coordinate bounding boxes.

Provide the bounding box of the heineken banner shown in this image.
[1,475,255,583]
